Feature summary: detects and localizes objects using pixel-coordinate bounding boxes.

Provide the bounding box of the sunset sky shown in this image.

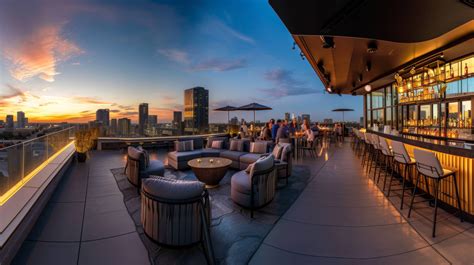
[0,0,362,123]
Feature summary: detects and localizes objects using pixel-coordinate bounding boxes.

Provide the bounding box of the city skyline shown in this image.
[0,0,362,124]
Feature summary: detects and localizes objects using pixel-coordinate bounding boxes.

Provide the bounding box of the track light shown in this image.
[351,91,357,96]
[327,86,332,93]
[364,84,372,92]
[292,42,296,50]
[300,52,305,60]
[320,36,335,49]
[365,61,371,72]
[367,41,377,53]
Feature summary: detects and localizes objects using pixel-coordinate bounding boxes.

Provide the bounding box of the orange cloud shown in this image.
[4,25,82,82]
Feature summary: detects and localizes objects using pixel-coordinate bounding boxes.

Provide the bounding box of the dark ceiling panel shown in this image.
[270,0,474,42]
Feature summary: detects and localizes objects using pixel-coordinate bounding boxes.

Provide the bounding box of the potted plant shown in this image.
[75,129,94,162]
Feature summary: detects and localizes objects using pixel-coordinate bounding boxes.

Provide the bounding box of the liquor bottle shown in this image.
[465,63,469,76]
[450,65,454,78]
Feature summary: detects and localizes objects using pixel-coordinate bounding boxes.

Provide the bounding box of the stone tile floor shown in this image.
[11,141,474,265]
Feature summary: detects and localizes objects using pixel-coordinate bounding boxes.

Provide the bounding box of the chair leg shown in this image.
[432,179,440,237]
[400,163,407,209]
[452,174,464,222]
[200,205,216,265]
[408,173,421,218]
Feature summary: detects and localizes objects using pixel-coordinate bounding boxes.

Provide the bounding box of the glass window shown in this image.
[371,90,384,109]
[385,108,392,126]
[433,104,439,126]
[385,86,393,107]
[461,100,471,128]
[372,109,384,126]
[448,102,459,127]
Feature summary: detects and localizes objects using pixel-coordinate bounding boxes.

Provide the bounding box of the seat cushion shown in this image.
[231,170,251,194]
[142,159,165,177]
[251,154,274,177]
[250,141,268,154]
[168,150,203,162]
[229,139,244,151]
[201,148,222,157]
[240,153,263,165]
[206,137,228,148]
[142,176,204,200]
[220,150,246,161]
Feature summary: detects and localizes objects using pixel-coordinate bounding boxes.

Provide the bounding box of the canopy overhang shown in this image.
[270,0,474,95]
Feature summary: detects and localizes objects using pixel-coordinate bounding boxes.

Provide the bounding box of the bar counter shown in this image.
[369,130,474,219]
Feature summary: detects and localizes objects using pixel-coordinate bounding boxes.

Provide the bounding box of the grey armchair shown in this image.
[125,146,165,191]
[141,177,215,264]
[275,143,292,186]
[231,155,276,218]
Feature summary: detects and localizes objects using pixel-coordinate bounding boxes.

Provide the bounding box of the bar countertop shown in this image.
[369,130,474,158]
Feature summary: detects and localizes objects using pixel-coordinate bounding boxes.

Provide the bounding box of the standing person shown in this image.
[271,119,281,141]
[289,118,298,135]
[301,119,309,132]
[240,120,248,137]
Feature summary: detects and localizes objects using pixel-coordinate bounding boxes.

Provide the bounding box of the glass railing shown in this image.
[0,127,75,203]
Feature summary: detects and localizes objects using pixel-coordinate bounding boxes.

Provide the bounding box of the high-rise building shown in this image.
[173,111,182,126]
[6,115,14,129]
[118,118,131,136]
[323,118,333,124]
[184,87,209,133]
[230,116,239,125]
[302,114,310,123]
[148,115,158,126]
[284,112,290,121]
[111,118,118,135]
[138,103,149,135]
[96,109,110,126]
[17,111,25,128]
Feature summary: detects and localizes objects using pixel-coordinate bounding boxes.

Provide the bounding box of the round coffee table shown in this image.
[188,157,232,188]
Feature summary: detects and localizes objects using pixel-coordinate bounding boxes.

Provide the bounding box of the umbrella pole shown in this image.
[228,111,230,133]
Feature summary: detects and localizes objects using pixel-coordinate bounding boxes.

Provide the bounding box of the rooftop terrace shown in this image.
[10,140,474,265]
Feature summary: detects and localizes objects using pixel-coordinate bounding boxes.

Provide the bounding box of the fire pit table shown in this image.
[187,157,232,188]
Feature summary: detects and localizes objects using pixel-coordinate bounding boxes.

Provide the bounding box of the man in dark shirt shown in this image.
[271,119,280,140]
[276,120,289,143]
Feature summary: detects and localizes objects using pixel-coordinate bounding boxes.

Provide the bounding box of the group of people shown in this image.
[238,118,346,145]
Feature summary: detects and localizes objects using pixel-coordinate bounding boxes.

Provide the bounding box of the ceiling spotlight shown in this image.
[351,91,357,96]
[364,84,372,92]
[320,36,335,49]
[292,42,296,50]
[367,41,378,53]
[300,52,305,60]
[365,61,371,72]
[358,74,363,82]
[327,86,332,93]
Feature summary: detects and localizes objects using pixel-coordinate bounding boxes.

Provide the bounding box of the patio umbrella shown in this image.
[214,105,237,124]
[236,103,272,124]
[332,108,354,123]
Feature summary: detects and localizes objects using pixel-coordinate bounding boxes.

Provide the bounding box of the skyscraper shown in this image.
[184,87,208,133]
[6,115,14,129]
[284,112,290,121]
[17,111,25,128]
[111,118,118,135]
[302,114,310,123]
[173,111,182,126]
[138,103,149,135]
[118,118,131,136]
[96,109,110,126]
[148,115,158,126]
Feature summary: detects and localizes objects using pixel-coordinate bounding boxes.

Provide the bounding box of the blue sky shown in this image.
[0,0,362,123]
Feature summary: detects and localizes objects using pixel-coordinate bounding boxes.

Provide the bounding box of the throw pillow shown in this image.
[211,140,223,149]
[137,146,150,167]
[184,140,194,151]
[175,140,194,152]
[272,144,283,159]
[229,140,243,151]
[250,141,267,154]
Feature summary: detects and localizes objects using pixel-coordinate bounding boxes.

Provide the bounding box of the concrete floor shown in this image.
[11,141,474,265]
[250,142,474,265]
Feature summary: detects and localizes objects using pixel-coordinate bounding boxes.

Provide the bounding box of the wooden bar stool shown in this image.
[408,149,464,237]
